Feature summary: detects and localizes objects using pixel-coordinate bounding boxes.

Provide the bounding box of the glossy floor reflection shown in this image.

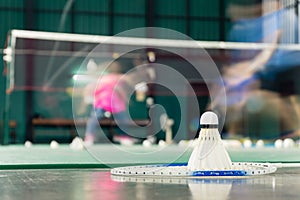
[0,168,299,200]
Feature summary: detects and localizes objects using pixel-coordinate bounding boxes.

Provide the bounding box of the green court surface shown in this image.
[0,144,299,170]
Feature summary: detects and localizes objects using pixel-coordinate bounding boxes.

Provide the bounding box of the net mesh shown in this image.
[3,29,300,144]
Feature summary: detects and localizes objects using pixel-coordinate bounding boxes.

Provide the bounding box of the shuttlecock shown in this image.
[142,139,152,147]
[50,140,59,149]
[255,139,264,148]
[274,139,283,148]
[283,138,295,148]
[187,111,232,171]
[243,139,252,148]
[158,140,167,147]
[24,141,32,148]
[70,137,85,150]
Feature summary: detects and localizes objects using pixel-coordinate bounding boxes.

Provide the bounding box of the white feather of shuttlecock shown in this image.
[187,128,232,171]
[187,112,232,171]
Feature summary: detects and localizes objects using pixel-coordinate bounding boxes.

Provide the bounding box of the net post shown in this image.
[2,31,17,144]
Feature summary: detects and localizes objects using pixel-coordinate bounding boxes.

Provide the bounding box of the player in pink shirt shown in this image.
[93,73,126,114]
[84,61,129,144]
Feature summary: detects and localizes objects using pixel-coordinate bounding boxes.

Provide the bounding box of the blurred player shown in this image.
[211,0,300,138]
[84,61,129,145]
[84,56,154,145]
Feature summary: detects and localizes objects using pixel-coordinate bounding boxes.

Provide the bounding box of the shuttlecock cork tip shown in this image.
[200,111,218,125]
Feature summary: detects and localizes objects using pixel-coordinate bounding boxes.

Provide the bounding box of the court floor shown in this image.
[0,144,300,199]
[0,168,299,200]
